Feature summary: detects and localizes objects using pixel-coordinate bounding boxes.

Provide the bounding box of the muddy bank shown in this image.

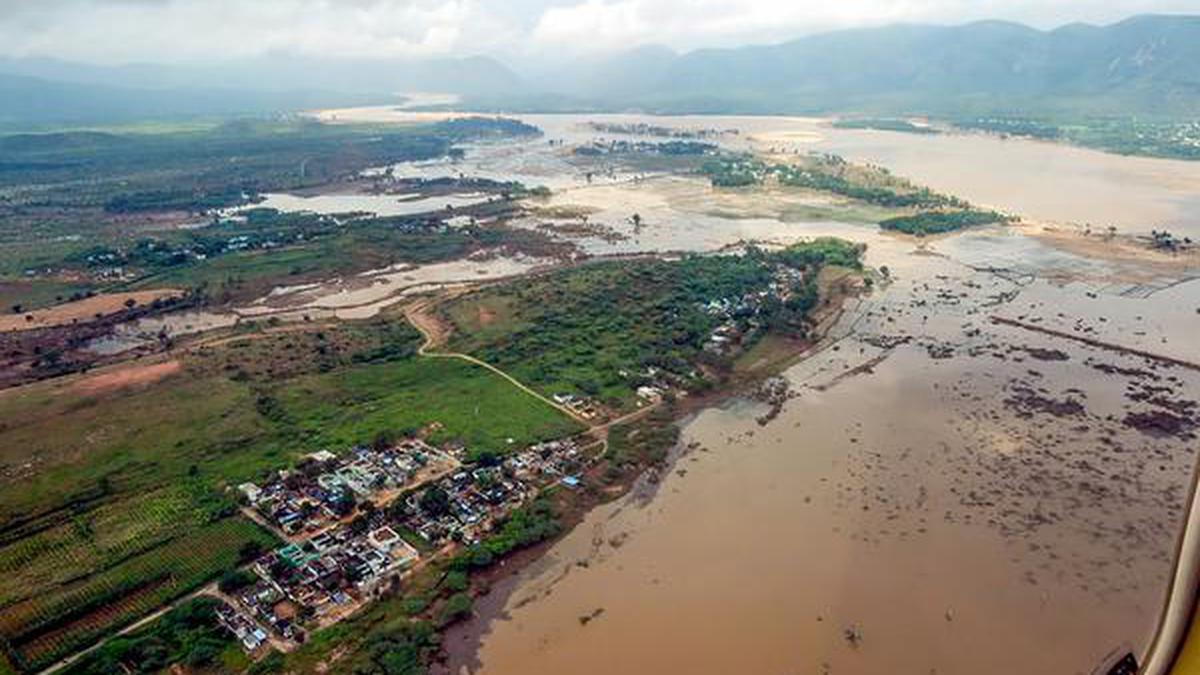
[432,420,692,675]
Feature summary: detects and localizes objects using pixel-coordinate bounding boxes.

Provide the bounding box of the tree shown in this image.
[239,540,265,562]
[371,429,396,452]
[436,592,473,627]
[444,570,469,592]
[350,513,371,535]
[419,485,450,518]
[218,569,256,594]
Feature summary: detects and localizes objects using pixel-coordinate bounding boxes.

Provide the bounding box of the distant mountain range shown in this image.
[0,55,523,126]
[2,14,1198,126]
[521,14,1200,117]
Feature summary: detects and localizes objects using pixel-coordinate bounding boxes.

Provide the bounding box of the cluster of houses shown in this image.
[394,465,532,547]
[393,438,589,547]
[215,435,596,654]
[247,518,421,632]
[239,440,451,538]
[551,392,601,419]
[507,438,589,484]
[699,266,808,354]
[214,600,270,654]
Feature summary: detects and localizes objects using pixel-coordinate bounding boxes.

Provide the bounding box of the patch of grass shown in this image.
[0,314,579,528]
[0,280,96,313]
[275,356,583,456]
[0,373,270,528]
[0,311,581,670]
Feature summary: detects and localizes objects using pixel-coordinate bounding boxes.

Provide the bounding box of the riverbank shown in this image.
[426,262,869,674]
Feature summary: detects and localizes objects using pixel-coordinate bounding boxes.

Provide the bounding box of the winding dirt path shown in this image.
[403,295,591,426]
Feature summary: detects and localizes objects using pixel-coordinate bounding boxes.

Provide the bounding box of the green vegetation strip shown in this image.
[879,209,1009,235]
[445,239,861,411]
[700,152,1007,234]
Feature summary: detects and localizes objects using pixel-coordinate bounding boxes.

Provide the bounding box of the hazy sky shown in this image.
[1,0,1197,64]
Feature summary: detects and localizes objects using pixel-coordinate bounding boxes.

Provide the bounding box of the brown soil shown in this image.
[1024,221,1200,281]
[0,290,180,332]
[476,306,497,326]
[72,360,182,396]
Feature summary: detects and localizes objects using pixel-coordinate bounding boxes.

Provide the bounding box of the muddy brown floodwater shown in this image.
[332,110,1200,674]
[442,230,1199,675]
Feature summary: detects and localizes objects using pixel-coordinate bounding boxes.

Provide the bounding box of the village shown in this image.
[213,434,597,655]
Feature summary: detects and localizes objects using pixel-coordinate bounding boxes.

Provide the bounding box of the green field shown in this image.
[0,319,582,521]
[0,517,273,672]
[0,117,546,307]
[698,152,1003,233]
[879,209,1010,235]
[953,116,1200,160]
[276,357,583,456]
[0,313,580,671]
[0,485,220,608]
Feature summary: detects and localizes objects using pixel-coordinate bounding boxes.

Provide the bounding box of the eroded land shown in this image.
[1,112,1199,675]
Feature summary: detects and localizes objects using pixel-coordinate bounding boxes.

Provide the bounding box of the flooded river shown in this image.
[452,230,1199,674]
[293,109,1200,672]
[323,107,1200,238]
